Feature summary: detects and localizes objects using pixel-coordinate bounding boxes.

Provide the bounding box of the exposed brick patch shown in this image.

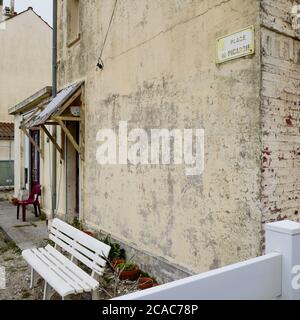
[261,1,300,227]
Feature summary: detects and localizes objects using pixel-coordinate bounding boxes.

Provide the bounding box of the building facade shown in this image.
[11,0,300,282]
[2,7,52,198]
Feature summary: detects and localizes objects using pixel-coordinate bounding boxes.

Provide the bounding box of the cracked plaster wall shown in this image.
[57,0,262,276]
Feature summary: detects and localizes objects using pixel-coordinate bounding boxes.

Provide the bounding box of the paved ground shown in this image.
[0,201,48,299]
[0,201,48,250]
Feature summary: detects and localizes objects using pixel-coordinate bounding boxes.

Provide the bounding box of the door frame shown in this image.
[29,128,40,192]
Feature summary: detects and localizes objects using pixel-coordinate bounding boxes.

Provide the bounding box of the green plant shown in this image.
[140,270,157,284]
[47,239,55,247]
[116,261,136,272]
[21,289,31,299]
[98,234,126,261]
[40,212,47,221]
[6,239,21,254]
[72,217,84,231]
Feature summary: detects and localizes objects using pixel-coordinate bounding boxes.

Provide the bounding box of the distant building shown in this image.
[1,5,52,194]
[0,123,13,189]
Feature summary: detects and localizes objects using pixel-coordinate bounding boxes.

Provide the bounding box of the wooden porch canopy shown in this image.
[20,81,84,160]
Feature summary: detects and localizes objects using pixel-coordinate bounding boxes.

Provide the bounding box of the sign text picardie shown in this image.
[216,26,255,64]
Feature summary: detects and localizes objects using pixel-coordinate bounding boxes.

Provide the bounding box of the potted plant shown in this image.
[116,261,140,281]
[83,230,94,237]
[112,258,125,270]
[98,234,126,262]
[11,197,18,206]
[138,277,154,290]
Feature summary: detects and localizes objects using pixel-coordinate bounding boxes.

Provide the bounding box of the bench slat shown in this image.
[50,228,107,266]
[49,234,104,275]
[22,249,75,297]
[32,248,84,293]
[51,218,110,257]
[38,247,91,292]
[45,245,98,289]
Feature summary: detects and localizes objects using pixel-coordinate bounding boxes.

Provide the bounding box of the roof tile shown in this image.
[0,123,14,140]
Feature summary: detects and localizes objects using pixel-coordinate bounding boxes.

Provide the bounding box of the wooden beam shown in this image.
[21,108,41,127]
[80,86,85,162]
[20,126,43,157]
[41,125,64,159]
[55,117,84,160]
[44,122,59,125]
[56,116,81,122]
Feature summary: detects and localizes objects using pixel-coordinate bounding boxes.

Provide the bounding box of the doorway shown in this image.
[29,129,40,192]
[65,121,80,219]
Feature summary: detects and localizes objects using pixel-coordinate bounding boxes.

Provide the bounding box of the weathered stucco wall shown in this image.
[57,0,262,275]
[0,9,52,123]
[261,0,300,243]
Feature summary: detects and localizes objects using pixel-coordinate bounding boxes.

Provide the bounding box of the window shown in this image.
[67,0,80,46]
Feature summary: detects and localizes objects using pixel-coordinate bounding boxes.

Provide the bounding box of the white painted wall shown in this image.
[0,9,51,122]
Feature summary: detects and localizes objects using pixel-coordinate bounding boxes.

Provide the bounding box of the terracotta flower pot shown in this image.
[112,259,125,270]
[138,277,154,290]
[117,265,140,281]
[11,198,18,206]
[83,230,94,237]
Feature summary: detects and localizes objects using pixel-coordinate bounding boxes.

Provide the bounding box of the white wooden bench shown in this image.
[22,218,111,300]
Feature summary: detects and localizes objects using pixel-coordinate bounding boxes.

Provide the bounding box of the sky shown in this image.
[3,0,53,26]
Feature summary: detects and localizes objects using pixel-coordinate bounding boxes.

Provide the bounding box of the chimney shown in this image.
[0,1,3,21]
[4,6,11,17]
[10,0,14,16]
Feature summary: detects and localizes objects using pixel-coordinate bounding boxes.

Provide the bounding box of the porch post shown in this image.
[265,220,300,300]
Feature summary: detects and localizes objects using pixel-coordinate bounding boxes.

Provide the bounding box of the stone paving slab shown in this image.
[0,201,48,250]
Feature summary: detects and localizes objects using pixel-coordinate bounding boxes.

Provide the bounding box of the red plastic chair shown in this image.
[16,184,41,222]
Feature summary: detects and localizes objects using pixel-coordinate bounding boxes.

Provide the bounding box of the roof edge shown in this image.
[1,7,52,29]
[9,86,52,115]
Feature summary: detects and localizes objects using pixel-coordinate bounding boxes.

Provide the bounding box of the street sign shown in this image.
[216,26,255,64]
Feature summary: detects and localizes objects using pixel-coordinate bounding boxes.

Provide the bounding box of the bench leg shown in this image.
[30,268,41,289]
[30,268,34,289]
[43,281,48,300]
[92,273,100,300]
[92,289,100,300]
[43,282,56,300]
[17,205,19,220]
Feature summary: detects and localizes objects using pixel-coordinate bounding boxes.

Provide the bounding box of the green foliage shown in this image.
[116,261,136,271]
[72,217,84,231]
[47,239,55,247]
[5,239,21,254]
[40,213,47,221]
[98,234,126,261]
[140,270,158,284]
[71,221,127,262]
[21,289,31,299]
